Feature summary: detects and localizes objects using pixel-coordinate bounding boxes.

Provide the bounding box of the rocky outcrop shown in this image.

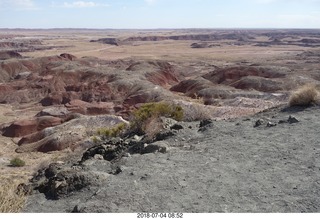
[29,162,108,200]
[65,100,115,115]
[2,116,63,138]
[15,115,128,153]
[36,107,71,119]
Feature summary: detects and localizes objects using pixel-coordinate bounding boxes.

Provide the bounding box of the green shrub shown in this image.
[10,158,25,167]
[97,123,127,138]
[91,135,100,144]
[131,102,183,133]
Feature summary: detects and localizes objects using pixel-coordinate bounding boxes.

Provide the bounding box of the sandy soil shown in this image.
[0,103,69,185]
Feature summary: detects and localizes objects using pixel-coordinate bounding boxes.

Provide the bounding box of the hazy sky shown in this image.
[0,0,319,29]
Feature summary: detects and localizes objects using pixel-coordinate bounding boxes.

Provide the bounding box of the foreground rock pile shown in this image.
[22,119,180,201]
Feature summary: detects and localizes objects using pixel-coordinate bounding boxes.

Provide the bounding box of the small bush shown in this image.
[91,135,101,144]
[97,123,128,138]
[180,103,213,121]
[10,158,25,167]
[131,102,183,134]
[289,84,319,107]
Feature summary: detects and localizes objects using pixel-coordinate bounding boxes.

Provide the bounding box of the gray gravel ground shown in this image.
[23,105,320,212]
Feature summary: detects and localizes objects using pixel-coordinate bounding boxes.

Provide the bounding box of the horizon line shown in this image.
[1,27,320,31]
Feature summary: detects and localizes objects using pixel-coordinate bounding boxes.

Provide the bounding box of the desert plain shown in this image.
[0,28,320,212]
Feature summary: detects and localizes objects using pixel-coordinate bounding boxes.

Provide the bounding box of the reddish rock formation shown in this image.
[231,76,284,92]
[0,53,296,154]
[170,78,214,95]
[0,55,179,110]
[2,116,63,138]
[15,115,128,153]
[65,100,115,115]
[203,66,286,85]
[127,61,180,86]
[170,67,286,102]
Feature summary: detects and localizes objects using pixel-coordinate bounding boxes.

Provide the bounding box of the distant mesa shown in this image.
[299,38,320,44]
[190,42,220,48]
[91,33,256,45]
[90,38,119,46]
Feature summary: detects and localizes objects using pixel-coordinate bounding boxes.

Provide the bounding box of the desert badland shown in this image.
[1,28,320,212]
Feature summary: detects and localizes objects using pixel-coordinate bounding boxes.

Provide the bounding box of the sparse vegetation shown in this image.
[179,102,213,121]
[289,84,319,107]
[10,157,26,167]
[91,135,101,143]
[96,123,128,139]
[0,179,26,213]
[131,102,183,134]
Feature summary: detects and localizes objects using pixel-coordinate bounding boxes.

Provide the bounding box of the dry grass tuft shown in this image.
[182,104,213,121]
[289,84,319,107]
[143,116,164,140]
[0,179,26,213]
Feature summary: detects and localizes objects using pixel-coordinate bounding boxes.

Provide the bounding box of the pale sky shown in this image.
[0,0,319,29]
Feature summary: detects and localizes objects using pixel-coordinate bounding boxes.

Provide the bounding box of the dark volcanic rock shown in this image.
[288,115,299,124]
[254,119,265,127]
[31,163,107,200]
